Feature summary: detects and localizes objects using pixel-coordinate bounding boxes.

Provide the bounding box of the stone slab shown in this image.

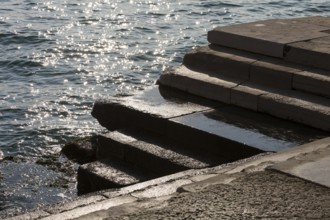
[258,90,330,131]
[97,130,212,177]
[183,45,257,81]
[208,18,329,57]
[269,145,330,188]
[230,82,277,111]
[169,106,327,153]
[158,66,240,103]
[293,68,330,98]
[290,16,330,28]
[92,85,218,132]
[6,211,50,220]
[285,35,330,70]
[131,179,192,198]
[41,195,136,220]
[77,159,156,195]
[249,57,308,89]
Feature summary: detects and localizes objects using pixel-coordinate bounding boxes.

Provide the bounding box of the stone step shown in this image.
[77,158,157,195]
[207,16,330,70]
[183,45,330,97]
[92,85,328,158]
[158,66,330,132]
[96,129,219,176]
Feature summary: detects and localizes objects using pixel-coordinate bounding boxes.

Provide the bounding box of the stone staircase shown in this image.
[75,17,330,195]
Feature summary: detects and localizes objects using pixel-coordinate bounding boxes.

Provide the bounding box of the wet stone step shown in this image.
[92,85,220,133]
[77,158,157,195]
[96,129,221,176]
[167,106,328,154]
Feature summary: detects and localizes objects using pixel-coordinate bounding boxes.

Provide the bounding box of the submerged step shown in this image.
[158,66,330,131]
[97,129,219,176]
[77,158,156,195]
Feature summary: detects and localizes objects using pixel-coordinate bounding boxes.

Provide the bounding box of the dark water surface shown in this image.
[0,0,329,215]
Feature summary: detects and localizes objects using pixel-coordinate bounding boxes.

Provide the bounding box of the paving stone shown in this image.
[269,145,330,188]
[131,179,192,198]
[293,68,330,98]
[258,90,330,131]
[45,195,106,214]
[208,18,329,57]
[285,35,330,70]
[5,211,50,220]
[41,196,136,220]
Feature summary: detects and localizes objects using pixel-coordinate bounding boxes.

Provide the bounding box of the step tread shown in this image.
[158,66,330,131]
[183,45,330,94]
[98,129,219,170]
[78,158,156,194]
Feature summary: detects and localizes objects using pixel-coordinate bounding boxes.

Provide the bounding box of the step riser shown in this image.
[93,104,264,162]
[182,45,330,97]
[97,135,191,176]
[92,102,168,134]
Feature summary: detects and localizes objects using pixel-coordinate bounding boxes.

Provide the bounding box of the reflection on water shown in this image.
[0,0,329,215]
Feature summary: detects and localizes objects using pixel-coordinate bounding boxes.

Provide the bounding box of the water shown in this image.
[0,0,329,216]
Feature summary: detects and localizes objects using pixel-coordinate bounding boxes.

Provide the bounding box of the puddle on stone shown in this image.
[172,106,328,152]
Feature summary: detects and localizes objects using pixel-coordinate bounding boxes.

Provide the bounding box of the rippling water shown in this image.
[0,0,329,215]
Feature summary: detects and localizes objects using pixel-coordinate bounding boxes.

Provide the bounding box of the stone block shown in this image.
[183,45,257,81]
[92,85,215,133]
[290,16,330,28]
[131,179,192,198]
[77,159,156,195]
[269,146,330,188]
[158,66,239,103]
[258,91,330,131]
[250,57,307,89]
[208,19,329,57]
[230,83,273,111]
[285,36,330,70]
[41,196,136,220]
[293,68,330,98]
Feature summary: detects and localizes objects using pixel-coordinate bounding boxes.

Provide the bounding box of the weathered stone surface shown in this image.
[42,196,137,220]
[208,18,329,57]
[5,210,50,220]
[230,82,277,111]
[258,90,330,131]
[269,145,330,188]
[92,85,217,132]
[97,130,214,176]
[77,159,156,195]
[249,57,308,89]
[293,68,330,98]
[290,16,330,28]
[158,66,239,103]
[285,35,330,70]
[169,106,328,153]
[61,136,97,164]
[131,179,192,198]
[182,45,257,81]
